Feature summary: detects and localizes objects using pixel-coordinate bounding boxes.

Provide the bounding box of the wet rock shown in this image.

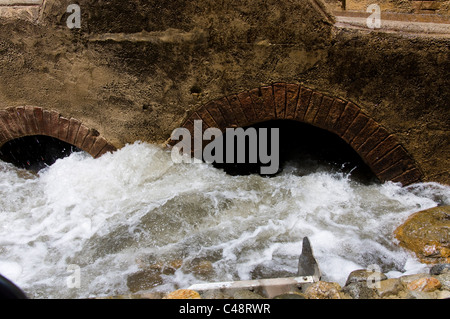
[183,259,215,279]
[436,290,450,299]
[407,291,438,299]
[297,237,321,279]
[376,278,404,298]
[200,291,233,299]
[164,289,201,299]
[127,259,183,293]
[232,290,266,299]
[399,273,430,286]
[406,277,441,292]
[304,281,342,299]
[273,292,307,299]
[394,206,450,264]
[430,263,450,275]
[342,282,378,299]
[126,269,164,292]
[434,273,450,290]
[345,269,387,286]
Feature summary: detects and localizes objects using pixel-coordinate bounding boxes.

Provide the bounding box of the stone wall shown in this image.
[0,0,448,185]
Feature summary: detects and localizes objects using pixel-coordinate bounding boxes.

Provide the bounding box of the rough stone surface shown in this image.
[376,278,404,298]
[407,277,441,292]
[0,0,447,184]
[345,269,388,286]
[430,263,450,275]
[304,281,343,299]
[395,206,450,264]
[435,274,450,290]
[163,289,201,299]
[342,282,379,299]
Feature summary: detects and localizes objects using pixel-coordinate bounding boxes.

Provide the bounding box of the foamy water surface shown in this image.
[0,142,449,298]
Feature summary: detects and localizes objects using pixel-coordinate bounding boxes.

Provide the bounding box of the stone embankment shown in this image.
[100,264,450,299]
[100,206,450,300]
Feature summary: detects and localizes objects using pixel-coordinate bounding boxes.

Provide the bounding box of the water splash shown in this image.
[0,142,448,298]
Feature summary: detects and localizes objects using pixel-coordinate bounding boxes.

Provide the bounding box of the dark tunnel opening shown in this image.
[210,120,379,184]
[0,135,83,172]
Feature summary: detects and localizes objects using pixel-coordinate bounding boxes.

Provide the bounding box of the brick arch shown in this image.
[0,106,116,158]
[173,83,423,186]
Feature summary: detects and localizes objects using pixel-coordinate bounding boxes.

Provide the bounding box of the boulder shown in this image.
[406,277,441,292]
[430,263,450,275]
[394,206,450,264]
[304,281,342,299]
[164,289,201,299]
[376,278,405,298]
[345,269,387,286]
[342,282,379,299]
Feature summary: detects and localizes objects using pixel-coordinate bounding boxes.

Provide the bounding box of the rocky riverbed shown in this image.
[99,263,450,299]
[99,206,450,300]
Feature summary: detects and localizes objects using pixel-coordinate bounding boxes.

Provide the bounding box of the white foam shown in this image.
[0,142,448,298]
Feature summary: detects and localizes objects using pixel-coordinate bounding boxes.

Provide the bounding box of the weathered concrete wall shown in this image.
[0,0,448,185]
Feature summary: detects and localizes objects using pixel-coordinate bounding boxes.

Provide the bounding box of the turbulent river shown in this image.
[0,142,449,299]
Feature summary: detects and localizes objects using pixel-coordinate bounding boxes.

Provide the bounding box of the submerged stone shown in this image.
[395,205,450,264]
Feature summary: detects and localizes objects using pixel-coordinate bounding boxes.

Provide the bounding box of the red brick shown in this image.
[13,107,29,136]
[24,106,39,135]
[187,112,208,127]
[90,136,109,158]
[203,101,227,130]
[294,86,313,122]
[259,85,276,121]
[376,158,417,183]
[0,116,12,145]
[197,106,219,129]
[74,124,90,148]
[0,110,15,141]
[392,168,423,186]
[41,110,53,136]
[81,129,99,153]
[237,91,257,123]
[6,108,26,137]
[303,91,323,125]
[313,95,334,129]
[249,87,267,122]
[285,84,300,120]
[66,118,82,145]
[49,110,61,138]
[350,118,379,151]
[371,145,412,174]
[33,107,44,135]
[273,82,286,119]
[356,126,390,157]
[227,94,248,126]
[97,143,117,156]
[365,135,399,165]
[341,113,370,144]
[333,102,360,137]
[57,117,70,141]
[324,98,347,130]
[216,97,238,127]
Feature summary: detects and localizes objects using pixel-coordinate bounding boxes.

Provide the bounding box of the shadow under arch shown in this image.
[0,106,117,169]
[170,83,423,186]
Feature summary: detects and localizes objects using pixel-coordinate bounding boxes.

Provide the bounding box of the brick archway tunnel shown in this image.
[0,106,117,161]
[171,83,424,186]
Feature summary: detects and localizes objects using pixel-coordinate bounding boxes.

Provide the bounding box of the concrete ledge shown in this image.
[188,276,318,299]
[335,15,450,37]
[0,0,42,4]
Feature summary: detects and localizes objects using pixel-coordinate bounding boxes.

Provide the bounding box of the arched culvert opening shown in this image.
[211,120,378,183]
[0,135,82,172]
[0,106,117,171]
[171,83,423,186]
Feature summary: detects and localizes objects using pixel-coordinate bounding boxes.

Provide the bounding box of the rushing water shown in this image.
[0,142,449,299]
